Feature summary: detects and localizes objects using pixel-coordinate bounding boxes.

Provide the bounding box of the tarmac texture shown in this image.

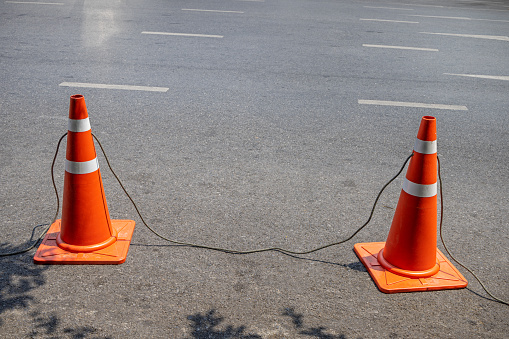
[1,0,508,338]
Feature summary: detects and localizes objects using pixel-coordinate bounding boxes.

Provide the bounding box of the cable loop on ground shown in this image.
[0,133,507,306]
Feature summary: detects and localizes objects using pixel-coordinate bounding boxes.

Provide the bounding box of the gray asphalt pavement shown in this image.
[1,0,508,338]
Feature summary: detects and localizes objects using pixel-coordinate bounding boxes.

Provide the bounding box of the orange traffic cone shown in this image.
[354,116,467,293]
[34,94,135,264]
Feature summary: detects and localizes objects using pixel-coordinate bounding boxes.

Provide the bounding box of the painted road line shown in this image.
[59,82,169,92]
[358,100,468,111]
[363,6,414,11]
[142,31,224,38]
[5,1,63,4]
[409,15,471,20]
[473,18,509,22]
[397,4,508,12]
[420,32,509,42]
[402,3,508,12]
[463,7,508,12]
[363,44,438,51]
[360,18,419,24]
[395,3,444,8]
[444,73,509,81]
[182,9,244,14]
[409,15,509,22]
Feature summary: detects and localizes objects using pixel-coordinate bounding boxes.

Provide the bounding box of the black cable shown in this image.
[94,131,413,255]
[2,132,507,307]
[0,133,67,257]
[97,134,506,305]
[437,156,508,306]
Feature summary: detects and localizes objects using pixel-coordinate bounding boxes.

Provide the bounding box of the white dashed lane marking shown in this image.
[420,32,509,42]
[142,31,224,38]
[409,15,509,23]
[444,73,509,81]
[363,44,438,51]
[59,82,169,92]
[358,100,468,111]
[363,6,414,11]
[182,9,244,14]
[360,18,419,24]
[5,1,63,4]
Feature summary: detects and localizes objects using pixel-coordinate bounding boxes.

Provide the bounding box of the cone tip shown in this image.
[68,94,88,120]
[417,116,436,141]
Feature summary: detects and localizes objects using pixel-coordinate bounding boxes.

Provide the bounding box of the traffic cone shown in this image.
[354,116,467,293]
[34,94,135,264]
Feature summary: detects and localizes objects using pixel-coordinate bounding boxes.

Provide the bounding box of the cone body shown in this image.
[353,116,467,292]
[34,94,135,264]
[57,95,117,251]
[383,116,438,272]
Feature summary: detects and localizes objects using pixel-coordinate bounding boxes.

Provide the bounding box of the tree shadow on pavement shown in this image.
[283,307,349,339]
[0,238,112,338]
[28,309,113,339]
[0,240,48,326]
[186,309,262,339]
[183,308,352,339]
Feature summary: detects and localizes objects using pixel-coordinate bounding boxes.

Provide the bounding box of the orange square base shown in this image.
[354,242,468,293]
[34,219,135,265]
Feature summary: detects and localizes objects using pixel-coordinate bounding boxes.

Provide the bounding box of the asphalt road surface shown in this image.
[1,0,508,338]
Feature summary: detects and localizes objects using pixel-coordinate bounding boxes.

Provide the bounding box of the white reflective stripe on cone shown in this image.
[413,138,437,154]
[402,178,437,198]
[65,158,99,174]
[68,118,91,133]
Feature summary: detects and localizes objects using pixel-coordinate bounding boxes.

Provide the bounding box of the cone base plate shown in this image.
[34,219,135,265]
[354,242,468,293]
